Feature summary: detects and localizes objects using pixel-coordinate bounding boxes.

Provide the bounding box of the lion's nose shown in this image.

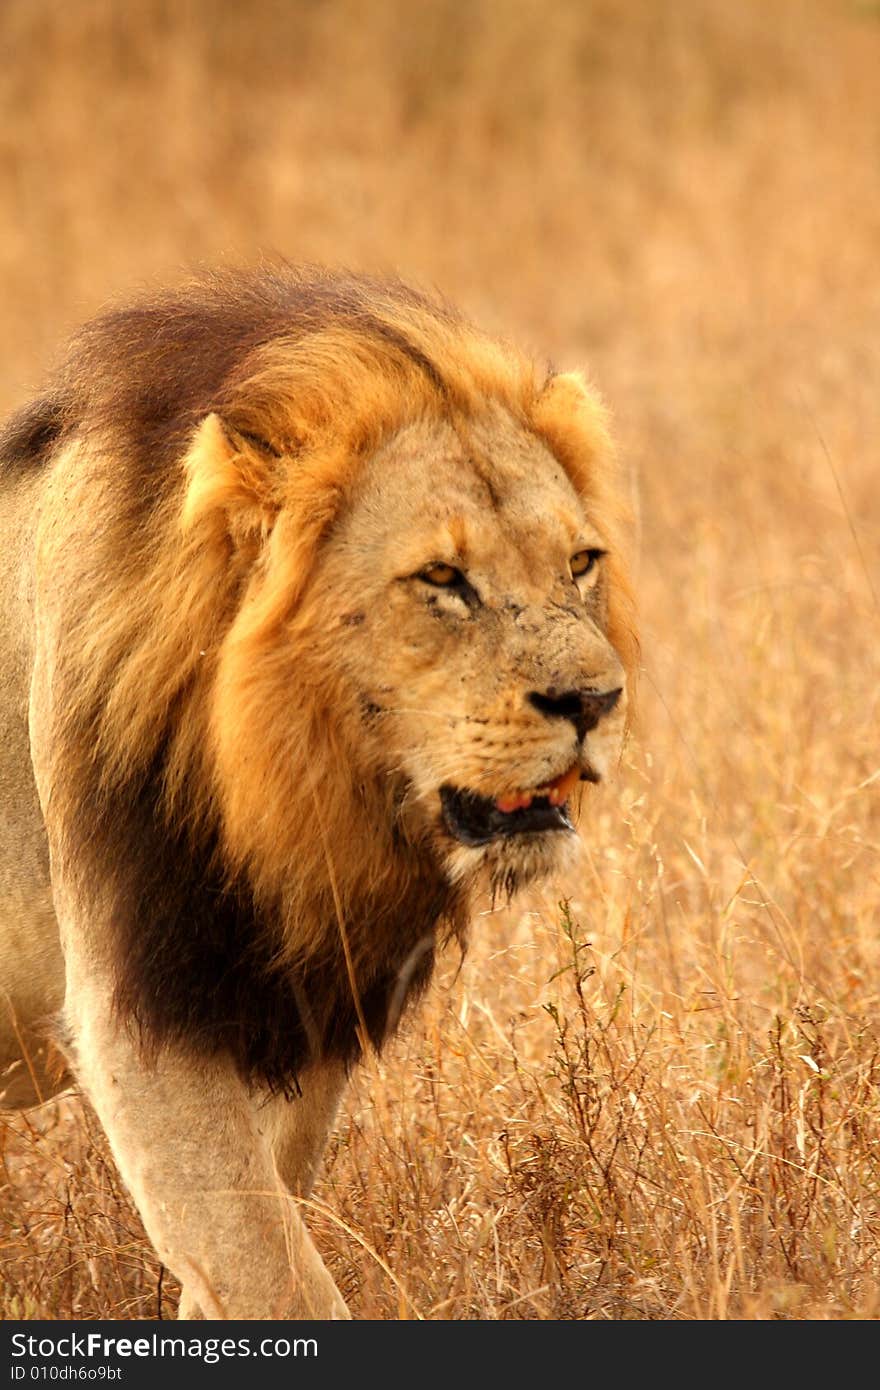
[527,686,622,742]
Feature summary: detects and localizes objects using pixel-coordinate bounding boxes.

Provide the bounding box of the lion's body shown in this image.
[0,267,636,1318]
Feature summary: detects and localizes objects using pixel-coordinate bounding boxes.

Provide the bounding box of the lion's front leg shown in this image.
[265,1059,348,1199]
[62,941,350,1321]
[173,1063,350,1319]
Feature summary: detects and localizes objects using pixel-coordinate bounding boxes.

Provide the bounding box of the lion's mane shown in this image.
[3,266,637,1094]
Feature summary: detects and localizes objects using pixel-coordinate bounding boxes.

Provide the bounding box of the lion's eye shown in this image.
[570,548,605,581]
[420,562,463,587]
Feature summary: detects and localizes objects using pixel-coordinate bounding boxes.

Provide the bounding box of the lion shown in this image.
[0,266,637,1319]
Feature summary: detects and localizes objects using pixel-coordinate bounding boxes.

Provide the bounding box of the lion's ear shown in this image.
[537,370,595,413]
[181,412,282,545]
[531,371,613,499]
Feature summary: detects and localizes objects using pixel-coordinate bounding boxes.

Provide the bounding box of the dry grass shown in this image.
[2,0,879,1320]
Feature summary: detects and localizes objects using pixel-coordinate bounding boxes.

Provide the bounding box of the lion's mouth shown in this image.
[440,763,593,847]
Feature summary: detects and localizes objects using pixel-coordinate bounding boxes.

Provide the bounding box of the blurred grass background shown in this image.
[1,0,879,1319]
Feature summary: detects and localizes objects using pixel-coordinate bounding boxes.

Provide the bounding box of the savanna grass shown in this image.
[1,0,878,1319]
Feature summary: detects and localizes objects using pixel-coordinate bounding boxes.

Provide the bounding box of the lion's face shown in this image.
[316,408,627,892]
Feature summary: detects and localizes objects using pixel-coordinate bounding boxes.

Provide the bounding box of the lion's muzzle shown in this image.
[437,683,623,848]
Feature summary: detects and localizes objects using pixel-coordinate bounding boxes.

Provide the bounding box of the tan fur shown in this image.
[0,268,637,1317]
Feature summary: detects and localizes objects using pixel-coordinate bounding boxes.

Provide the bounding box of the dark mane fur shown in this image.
[2,264,457,485]
[100,740,455,1096]
[0,395,66,470]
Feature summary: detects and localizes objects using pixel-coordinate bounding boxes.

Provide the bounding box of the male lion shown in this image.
[0,267,637,1319]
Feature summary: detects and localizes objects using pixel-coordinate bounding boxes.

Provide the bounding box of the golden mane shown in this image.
[26,266,637,1092]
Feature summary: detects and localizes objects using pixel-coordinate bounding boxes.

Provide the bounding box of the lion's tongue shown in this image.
[495,763,580,814]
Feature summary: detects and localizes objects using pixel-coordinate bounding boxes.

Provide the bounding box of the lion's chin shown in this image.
[441,820,579,900]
